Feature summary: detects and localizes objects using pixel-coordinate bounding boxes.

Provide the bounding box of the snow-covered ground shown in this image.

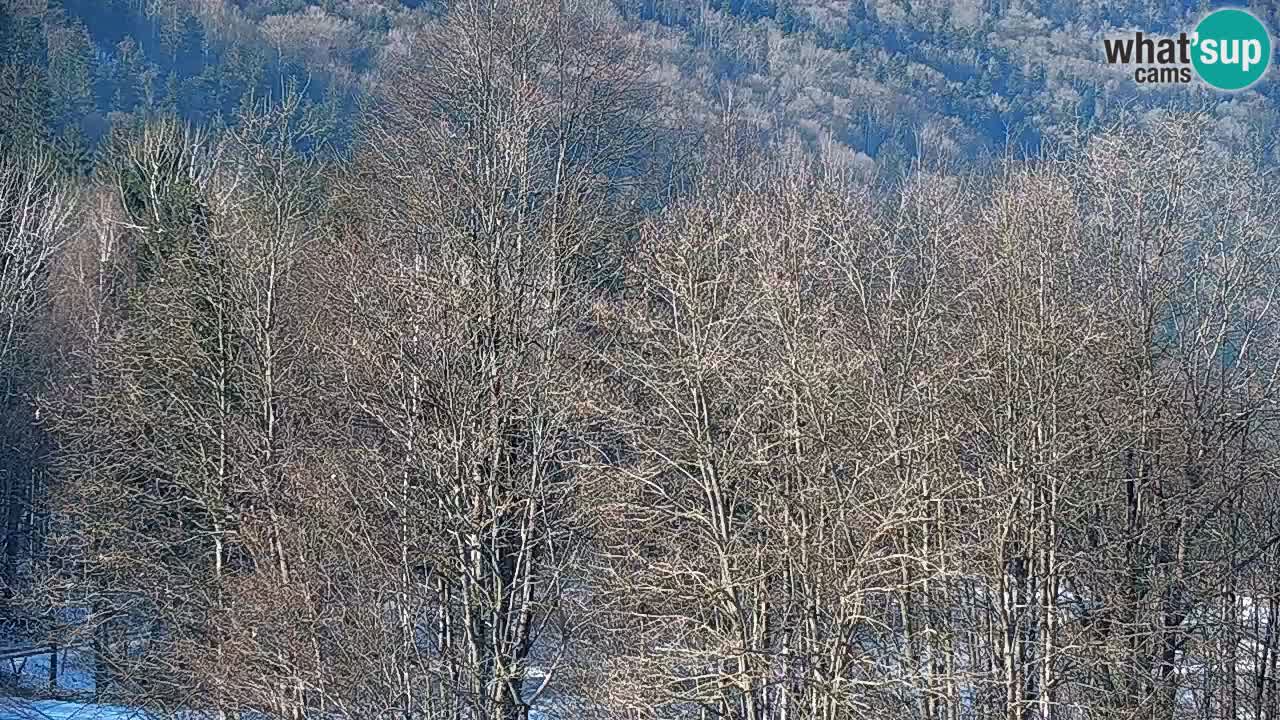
[0,625,117,719]
[2,646,95,697]
[0,700,144,719]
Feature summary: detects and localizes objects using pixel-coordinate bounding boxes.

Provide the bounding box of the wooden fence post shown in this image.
[48,643,57,691]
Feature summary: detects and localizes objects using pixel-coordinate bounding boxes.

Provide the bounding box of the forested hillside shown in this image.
[5,0,1279,173]
[3,1,1280,720]
[619,0,1280,169]
[1,0,398,163]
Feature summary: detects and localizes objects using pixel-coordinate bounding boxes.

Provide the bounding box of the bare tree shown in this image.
[313,2,656,719]
[0,144,72,607]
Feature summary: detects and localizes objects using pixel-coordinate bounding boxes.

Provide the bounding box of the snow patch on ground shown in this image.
[3,647,95,695]
[0,700,147,719]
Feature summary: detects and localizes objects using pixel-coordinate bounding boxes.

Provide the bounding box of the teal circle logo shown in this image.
[1192,9,1271,91]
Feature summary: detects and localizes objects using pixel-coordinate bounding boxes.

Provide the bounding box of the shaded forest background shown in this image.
[4,2,1280,720]
[6,0,1280,171]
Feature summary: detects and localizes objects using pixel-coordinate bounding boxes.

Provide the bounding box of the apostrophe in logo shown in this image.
[1192,8,1270,91]
[1102,8,1272,91]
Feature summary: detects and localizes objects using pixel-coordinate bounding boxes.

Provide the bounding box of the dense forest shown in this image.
[3,1,1280,720]
[6,0,1280,170]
